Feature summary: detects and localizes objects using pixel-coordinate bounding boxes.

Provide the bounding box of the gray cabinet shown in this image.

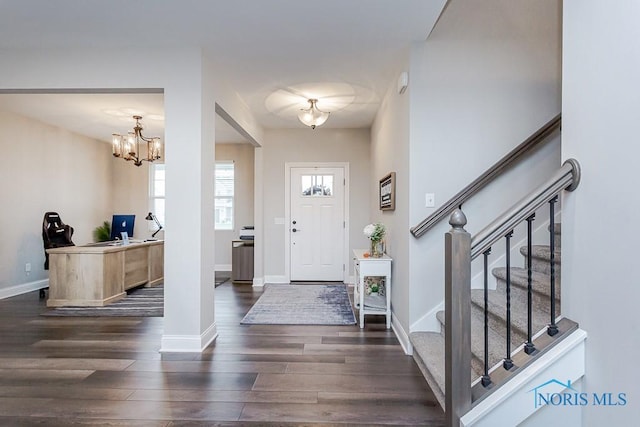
[232,240,254,283]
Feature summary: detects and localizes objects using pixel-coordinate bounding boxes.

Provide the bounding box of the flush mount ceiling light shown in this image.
[298,98,330,129]
[111,115,162,167]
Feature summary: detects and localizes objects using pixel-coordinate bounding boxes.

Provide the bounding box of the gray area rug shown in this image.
[240,284,356,325]
[42,286,163,317]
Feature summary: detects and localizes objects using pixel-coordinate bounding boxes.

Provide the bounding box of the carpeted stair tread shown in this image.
[471,286,551,342]
[409,331,445,410]
[520,245,561,262]
[492,267,560,300]
[436,310,508,377]
[519,245,561,279]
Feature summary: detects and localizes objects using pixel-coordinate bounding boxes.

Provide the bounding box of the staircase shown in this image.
[410,224,562,409]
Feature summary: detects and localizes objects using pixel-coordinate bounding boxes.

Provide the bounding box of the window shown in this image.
[149,162,234,231]
[301,174,334,197]
[215,162,234,230]
[149,163,166,229]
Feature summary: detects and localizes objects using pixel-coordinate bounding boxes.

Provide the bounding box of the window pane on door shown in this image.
[301,175,334,196]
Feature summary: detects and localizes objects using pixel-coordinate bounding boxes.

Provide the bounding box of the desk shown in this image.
[46,240,163,307]
[353,249,392,329]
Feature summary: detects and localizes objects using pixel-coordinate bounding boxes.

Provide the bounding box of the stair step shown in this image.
[409,332,445,410]
[436,310,509,378]
[520,245,561,279]
[471,286,552,344]
[492,267,560,300]
[409,331,480,411]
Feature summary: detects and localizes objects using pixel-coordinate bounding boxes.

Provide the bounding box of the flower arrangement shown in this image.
[363,223,385,242]
[363,223,386,257]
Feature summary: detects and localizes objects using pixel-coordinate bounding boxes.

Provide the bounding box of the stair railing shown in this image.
[444,158,580,427]
[411,113,561,239]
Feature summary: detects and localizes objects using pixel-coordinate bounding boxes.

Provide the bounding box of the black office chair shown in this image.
[42,212,75,298]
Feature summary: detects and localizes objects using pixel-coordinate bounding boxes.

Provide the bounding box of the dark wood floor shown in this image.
[0,282,444,426]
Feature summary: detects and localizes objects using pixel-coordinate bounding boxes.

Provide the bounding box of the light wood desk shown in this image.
[46,240,163,307]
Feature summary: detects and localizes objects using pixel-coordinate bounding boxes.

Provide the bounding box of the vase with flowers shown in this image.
[363,223,386,258]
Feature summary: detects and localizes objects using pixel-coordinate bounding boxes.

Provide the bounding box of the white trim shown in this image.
[391,313,413,355]
[410,301,444,333]
[264,275,288,284]
[284,162,350,283]
[461,328,587,427]
[0,279,49,300]
[215,264,232,272]
[252,277,265,287]
[160,322,218,353]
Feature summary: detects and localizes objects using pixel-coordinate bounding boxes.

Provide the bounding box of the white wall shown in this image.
[407,0,562,329]
[111,160,160,241]
[0,110,113,293]
[563,1,640,424]
[259,128,370,280]
[371,63,411,330]
[214,143,255,268]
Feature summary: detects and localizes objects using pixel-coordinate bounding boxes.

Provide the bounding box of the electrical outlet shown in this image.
[425,193,435,208]
[25,263,31,272]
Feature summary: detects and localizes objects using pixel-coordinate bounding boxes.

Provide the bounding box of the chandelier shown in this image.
[298,99,330,129]
[112,115,162,166]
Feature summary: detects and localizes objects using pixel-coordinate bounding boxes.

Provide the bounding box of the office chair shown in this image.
[41,212,75,298]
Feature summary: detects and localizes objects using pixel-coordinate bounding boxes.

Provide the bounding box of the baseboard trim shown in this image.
[0,278,49,300]
[264,275,288,284]
[252,277,265,287]
[410,300,444,333]
[215,264,232,272]
[160,322,218,353]
[392,313,413,355]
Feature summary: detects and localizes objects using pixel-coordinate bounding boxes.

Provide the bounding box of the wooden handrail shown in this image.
[470,158,580,259]
[410,114,561,238]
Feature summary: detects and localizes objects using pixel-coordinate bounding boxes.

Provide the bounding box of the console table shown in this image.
[46,240,164,307]
[353,249,392,328]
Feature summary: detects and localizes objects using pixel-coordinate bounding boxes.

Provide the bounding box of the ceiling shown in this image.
[0,1,446,141]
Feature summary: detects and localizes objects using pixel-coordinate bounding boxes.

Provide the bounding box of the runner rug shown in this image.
[41,285,163,317]
[240,284,356,325]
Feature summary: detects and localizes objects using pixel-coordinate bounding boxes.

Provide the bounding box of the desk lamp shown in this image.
[145,212,163,238]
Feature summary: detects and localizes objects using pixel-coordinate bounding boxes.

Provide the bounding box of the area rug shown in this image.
[240,284,356,325]
[42,286,164,317]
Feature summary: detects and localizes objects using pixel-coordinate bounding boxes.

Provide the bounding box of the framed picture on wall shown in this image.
[379,172,396,211]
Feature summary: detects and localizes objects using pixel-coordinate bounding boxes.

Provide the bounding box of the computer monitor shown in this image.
[110,214,135,241]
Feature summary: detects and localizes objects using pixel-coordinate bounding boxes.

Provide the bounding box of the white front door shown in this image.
[290,167,345,281]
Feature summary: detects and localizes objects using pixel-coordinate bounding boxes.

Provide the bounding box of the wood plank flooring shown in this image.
[0,282,444,426]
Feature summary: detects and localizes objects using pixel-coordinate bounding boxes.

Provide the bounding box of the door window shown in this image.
[301,175,334,197]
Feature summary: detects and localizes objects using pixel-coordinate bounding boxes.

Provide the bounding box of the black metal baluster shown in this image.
[481,248,492,387]
[524,214,537,355]
[548,196,559,336]
[503,231,514,370]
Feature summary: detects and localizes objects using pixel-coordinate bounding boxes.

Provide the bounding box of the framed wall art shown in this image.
[379,172,396,211]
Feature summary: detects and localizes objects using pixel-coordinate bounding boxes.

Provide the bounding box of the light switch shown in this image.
[425,193,435,208]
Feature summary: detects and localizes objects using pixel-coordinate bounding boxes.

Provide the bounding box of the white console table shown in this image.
[353,249,392,329]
